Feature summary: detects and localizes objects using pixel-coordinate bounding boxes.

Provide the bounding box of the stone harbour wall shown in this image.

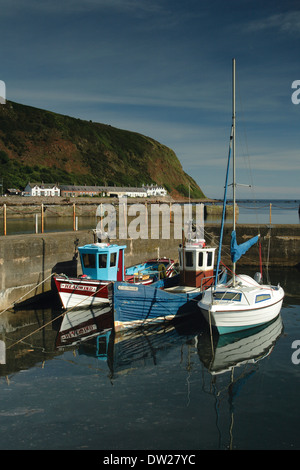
[0,223,299,310]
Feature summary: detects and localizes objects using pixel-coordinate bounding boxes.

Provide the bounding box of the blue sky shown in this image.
[1,0,300,199]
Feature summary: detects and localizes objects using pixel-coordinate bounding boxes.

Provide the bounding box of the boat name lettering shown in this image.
[61,324,97,341]
[61,283,97,292]
[117,285,139,291]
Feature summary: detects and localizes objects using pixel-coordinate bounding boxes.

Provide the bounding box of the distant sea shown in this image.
[235,199,300,225]
[206,199,300,225]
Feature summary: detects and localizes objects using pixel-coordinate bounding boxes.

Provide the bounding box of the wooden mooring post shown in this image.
[73,203,76,231]
[41,203,44,233]
[3,203,6,236]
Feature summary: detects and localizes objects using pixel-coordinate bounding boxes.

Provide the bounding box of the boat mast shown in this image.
[232,57,236,286]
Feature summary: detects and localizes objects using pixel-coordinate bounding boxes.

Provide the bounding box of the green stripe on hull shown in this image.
[216,317,279,335]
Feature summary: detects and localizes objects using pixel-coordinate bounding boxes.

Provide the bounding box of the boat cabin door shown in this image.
[117,247,125,281]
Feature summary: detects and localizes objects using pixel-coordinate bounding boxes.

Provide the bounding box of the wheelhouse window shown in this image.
[110,252,117,267]
[207,251,213,268]
[99,253,108,269]
[82,253,96,269]
[198,252,203,268]
[185,251,193,267]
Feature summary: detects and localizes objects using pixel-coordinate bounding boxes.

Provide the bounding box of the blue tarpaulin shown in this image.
[230,230,259,263]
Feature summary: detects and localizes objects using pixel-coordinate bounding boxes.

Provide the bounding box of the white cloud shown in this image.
[246,10,300,36]
[241,148,300,172]
[10,73,231,116]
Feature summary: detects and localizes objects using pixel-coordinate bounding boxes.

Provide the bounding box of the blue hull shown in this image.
[111,279,202,332]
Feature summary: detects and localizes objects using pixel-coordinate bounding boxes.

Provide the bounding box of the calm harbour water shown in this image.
[0,265,299,450]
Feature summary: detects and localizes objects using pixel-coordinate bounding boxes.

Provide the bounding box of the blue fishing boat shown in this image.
[110,235,227,332]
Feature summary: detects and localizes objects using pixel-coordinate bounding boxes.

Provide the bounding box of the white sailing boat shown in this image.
[198,58,284,335]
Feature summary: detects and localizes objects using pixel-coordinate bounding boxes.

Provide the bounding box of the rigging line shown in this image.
[236,73,260,228]
[6,310,66,350]
[207,233,258,268]
[219,260,274,290]
[236,77,255,189]
[203,228,220,247]
[204,224,267,272]
[266,228,271,285]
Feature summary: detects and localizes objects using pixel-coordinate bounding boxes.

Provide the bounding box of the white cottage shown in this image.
[144,184,167,197]
[24,183,60,197]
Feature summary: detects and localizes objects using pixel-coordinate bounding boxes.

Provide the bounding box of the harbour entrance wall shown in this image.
[0,224,299,310]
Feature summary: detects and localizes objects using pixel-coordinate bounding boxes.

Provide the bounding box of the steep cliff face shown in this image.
[0,100,205,198]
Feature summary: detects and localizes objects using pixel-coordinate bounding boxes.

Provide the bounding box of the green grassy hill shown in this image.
[0,100,205,198]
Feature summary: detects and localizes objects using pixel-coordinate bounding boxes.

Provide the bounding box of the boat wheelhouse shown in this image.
[79,243,126,283]
[178,239,216,288]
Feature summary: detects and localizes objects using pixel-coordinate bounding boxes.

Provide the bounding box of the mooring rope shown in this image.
[0,272,56,317]
[6,282,109,350]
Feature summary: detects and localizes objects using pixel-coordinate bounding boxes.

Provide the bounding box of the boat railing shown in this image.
[217,268,227,284]
[200,268,227,291]
[200,274,216,291]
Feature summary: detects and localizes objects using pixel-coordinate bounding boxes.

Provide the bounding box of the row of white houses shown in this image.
[22,183,168,198]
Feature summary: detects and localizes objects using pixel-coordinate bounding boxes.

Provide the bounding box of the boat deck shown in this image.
[164,285,200,294]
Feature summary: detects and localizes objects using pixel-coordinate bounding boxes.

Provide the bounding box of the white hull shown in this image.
[60,305,110,332]
[58,290,109,309]
[198,275,284,334]
[200,297,283,334]
[54,276,110,310]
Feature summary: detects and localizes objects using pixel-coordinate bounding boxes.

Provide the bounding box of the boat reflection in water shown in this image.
[197,315,284,449]
[56,304,283,385]
[56,305,284,448]
[56,306,205,376]
[197,314,283,375]
[56,304,113,349]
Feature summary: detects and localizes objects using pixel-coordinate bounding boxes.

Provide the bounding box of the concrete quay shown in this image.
[0,223,299,311]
